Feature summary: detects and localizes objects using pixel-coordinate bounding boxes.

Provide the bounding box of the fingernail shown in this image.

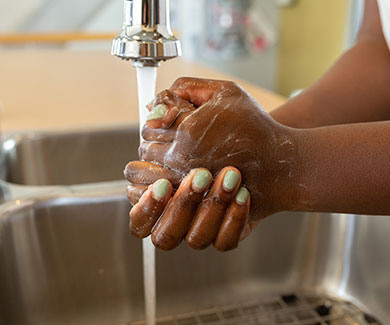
[153,179,171,200]
[223,170,240,192]
[235,187,249,205]
[146,104,167,121]
[192,169,212,193]
[146,99,154,108]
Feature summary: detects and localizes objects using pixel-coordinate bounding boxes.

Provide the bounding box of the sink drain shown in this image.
[130,292,382,325]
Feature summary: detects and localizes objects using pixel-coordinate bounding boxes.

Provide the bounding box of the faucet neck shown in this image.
[124,0,170,33]
[112,0,181,66]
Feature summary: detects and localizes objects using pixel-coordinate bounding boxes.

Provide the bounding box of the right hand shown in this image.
[126,78,301,250]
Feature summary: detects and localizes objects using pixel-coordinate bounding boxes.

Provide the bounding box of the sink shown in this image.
[0,126,388,324]
[1,125,139,186]
[0,187,388,324]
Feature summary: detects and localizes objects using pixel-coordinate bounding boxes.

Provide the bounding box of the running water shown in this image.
[136,66,158,325]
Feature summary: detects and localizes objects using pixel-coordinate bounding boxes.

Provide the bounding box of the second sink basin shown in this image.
[1,125,140,186]
[0,187,388,324]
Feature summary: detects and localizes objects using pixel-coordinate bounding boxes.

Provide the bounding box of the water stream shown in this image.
[136,66,158,325]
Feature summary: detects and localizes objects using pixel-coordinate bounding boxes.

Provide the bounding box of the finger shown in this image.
[138,141,172,165]
[170,77,229,107]
[146,89,195,129]
[124,161,183,187]
[151,168,213,250]
[129,179,173,238]
[185,167,242,250]
[142,124,176,143]
[127,184,148,206]
[142,112,190,142]
[214,187,250,252]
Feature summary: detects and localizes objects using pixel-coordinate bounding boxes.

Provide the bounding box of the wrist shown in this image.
[271,124,308,212]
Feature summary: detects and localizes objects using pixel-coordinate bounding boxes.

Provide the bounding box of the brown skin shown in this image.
[129,179,173,238]
[185,167,243,250]
[151,169,213,250]
[145,89,195,129]
[139,80,297,220]
[272,0,390,128]
[126,0,390,251]
[127,80,299,251]
[214,196,250,252]
[127,165,251,251]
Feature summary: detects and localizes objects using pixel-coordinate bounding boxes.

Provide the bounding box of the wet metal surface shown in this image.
[0,127,388,325]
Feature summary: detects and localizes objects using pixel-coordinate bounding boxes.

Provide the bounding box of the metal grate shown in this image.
[129,292,382,325]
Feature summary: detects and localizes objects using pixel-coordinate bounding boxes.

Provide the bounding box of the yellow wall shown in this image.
[278,0,351,96]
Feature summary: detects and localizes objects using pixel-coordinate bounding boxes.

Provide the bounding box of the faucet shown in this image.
[111,0,181,67]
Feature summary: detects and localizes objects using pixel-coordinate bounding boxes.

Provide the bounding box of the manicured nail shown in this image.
[153,179,171,200]
[146,104,167,121]
[146,99,155,108]
[236,187,250,205]
[192,169,212,193]
[223,170,240,192]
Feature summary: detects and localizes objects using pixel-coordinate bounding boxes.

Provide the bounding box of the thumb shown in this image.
[170,77,226,107]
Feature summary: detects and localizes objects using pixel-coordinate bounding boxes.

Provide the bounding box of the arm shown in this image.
[292,121,390,215]
[272,0,390,128]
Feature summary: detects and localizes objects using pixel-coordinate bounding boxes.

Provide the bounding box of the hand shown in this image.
[126,78,300,250]
[127,165,251,251]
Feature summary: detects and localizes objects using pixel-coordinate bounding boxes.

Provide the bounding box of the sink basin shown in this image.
[1,126,139,186]
[0,188,388,324]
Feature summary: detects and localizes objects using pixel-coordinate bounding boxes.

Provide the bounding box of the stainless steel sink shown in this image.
[1,125,139,186]
[0,186,388,324]
[0,126,388,324]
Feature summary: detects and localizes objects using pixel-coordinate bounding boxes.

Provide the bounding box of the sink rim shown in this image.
[0,124,140,201]
[0,180,128,216]
[2,123,139,143]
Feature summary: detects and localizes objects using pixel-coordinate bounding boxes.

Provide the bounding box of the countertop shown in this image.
[0,50,286,132]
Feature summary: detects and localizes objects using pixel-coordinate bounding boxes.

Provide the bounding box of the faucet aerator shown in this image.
[111,0,181,67]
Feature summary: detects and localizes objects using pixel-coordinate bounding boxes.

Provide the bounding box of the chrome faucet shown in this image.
[111,0,181,67]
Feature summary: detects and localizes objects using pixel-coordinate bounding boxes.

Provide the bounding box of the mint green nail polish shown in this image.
[153,179,170,200]
[146,104,167,121]
[223,170,240,191]
[192,170,212,193]
[236,187,249,204]
[146,99,154,108]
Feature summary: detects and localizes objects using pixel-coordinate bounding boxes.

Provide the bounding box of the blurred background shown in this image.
[0,0,364,96]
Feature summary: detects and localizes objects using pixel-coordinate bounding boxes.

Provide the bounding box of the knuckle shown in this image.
[171,76,200,90]
[171,77,187,88]
[230,81,241,89]
[141,125,150,139]
[224,81,243,95]
[208,194,232,208]
[156,89,172,101]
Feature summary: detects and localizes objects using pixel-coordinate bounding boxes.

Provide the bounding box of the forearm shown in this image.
[271,36,390,128]
[290,121,390,215]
